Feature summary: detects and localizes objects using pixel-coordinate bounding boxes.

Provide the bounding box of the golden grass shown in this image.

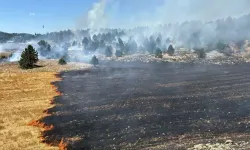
[0,59,91,73]
[0,60,91,150]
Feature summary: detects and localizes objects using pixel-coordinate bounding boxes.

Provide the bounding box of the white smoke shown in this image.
[77,0,250,29]
[152,0,250,25]
[76,0,107,30]
[0,40,40,62]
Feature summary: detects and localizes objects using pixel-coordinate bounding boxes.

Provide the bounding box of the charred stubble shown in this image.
[40,62,250,150]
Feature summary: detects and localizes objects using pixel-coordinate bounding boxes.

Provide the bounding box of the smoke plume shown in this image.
[76,0,107,30]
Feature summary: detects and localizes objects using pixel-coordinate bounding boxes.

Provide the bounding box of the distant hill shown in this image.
[0,31,35,43]
[1,13,250,48]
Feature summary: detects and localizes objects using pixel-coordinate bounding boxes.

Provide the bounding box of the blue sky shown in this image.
[1,0,249,34]
[0,0,164,34]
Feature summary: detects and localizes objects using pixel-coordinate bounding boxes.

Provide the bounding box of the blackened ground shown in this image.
[41,62,250,150]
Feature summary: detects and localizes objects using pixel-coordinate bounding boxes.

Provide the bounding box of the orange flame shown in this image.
[28,120,54,131]
[59,138,70,150]
[27,73,64,148]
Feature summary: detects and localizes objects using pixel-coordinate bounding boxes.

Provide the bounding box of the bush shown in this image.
[155,48,163,58]
[167,45,175,56]
[19,45,38,69]
[90,55,99,66]
[115,50,123,57]
[194,48,206,59]
[58,57,67,65]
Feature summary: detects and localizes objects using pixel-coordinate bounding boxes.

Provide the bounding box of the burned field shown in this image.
[40,62,250,149]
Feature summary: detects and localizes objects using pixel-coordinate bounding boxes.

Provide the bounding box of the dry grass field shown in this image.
[0,60,91,150]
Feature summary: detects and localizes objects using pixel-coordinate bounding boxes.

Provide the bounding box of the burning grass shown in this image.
[0,60,90,150]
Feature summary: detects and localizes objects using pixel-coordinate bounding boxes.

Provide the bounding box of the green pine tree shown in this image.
[58,57,67,65]
[19,45,38,69]
[105,46,113,57]
[155,48,163,58]
[167,45,175,56]
[90,55,99,66]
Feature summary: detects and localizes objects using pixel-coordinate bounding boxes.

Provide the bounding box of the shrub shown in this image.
[90,55,99,66]
[58,57,67,65]
[194,48,206,59]
[167,45,175,56]
[155,48,163,58]
[19,45,38,69]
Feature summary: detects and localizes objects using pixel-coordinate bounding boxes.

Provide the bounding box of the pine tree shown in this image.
[105,46,113,57]
[167,45,175,56]
[115,50,123,57]
[37,40,51,57]
[155,48,163,58]
[90,55,99,66]
[194,48,206,59]
[58,57,67,65]
[19,45,38,69]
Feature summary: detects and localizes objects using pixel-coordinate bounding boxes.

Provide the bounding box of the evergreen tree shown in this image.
[90,55,99,66]
[105,46,113,57]
[118,38,125,51]
[156,36,162,45]
[82,37,89,47]
[149,36,156,54]
[194,48,206,59]
[115,50,123,57]
[37,40,51,57]
[167,45,175,56]
[58,56,67,65]
[72,41,77,46]
[19,45,38,69]
[155,48,163,58]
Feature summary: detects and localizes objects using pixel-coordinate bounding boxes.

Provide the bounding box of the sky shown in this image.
[0,0,163,34]
[0,0,250,34]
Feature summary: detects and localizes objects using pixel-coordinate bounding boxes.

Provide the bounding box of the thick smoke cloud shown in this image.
[153,0,250,25]
[74,0,250,29]
[104,0,250,28]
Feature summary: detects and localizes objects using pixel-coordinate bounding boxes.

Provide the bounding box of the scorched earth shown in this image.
[39,62,250,150]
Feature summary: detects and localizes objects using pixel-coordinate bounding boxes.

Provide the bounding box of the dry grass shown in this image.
[0,59,91,73]
[0,60,91,150]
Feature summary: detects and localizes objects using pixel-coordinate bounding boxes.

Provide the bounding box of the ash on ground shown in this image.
[97,51,250,65]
